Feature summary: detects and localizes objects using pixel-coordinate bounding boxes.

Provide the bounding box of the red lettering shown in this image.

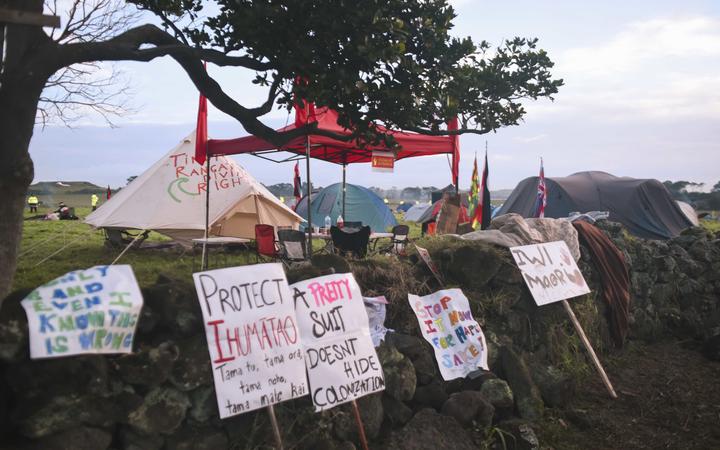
[208,320,235,364]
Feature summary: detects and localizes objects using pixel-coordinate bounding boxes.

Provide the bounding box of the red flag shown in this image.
[479,151,491,230]
[448,117,459,190]
[106,185,112,200]
[195,64,209,165]
[293,162,302,205]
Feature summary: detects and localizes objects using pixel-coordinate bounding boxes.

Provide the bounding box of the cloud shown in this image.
[512,134,547,144]
[535,16,720,121]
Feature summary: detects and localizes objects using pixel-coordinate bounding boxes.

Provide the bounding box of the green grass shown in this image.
[700,218,720,233]
[14,205,257,292]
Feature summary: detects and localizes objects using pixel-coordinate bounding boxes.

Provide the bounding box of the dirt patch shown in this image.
[538,341,720,449]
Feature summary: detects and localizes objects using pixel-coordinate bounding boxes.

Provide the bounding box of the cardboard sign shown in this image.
[509,241,591,306]
[21,265,143,359]
[371,151,395,172]
[291,273,385,411]
[435,194,461,234]
[414,244,444,285]
[408,288,488,380]
[193,263,308,418]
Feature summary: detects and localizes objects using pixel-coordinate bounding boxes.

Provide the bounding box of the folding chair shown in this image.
[379,224,410,255]
[277,229,307,265]
[330,225,371,258]
[254,224,279,262]
[344,221,363,231]
[103,228,149,250]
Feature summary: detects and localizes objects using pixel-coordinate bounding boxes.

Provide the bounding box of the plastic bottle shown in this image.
[324,215,331,233]
[337,215,344,229]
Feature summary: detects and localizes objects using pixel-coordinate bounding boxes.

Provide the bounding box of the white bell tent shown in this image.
[85,131,302,243]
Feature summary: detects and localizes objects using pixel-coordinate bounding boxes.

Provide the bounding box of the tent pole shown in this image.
[201,154,211,270]
[342,163,347,219]
[305,136,313,258]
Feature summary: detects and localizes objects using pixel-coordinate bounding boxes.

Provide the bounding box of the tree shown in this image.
[713,181,720,193]
[0,0,562,300]
[126,175,137,185]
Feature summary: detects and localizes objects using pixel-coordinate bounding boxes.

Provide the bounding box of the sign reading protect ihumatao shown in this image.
[21,265,143,359]
[193,263,308,418]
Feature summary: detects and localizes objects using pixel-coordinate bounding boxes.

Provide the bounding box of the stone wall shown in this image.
[1,221,719,449]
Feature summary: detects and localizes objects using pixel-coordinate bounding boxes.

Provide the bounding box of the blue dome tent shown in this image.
[295,183,397,232]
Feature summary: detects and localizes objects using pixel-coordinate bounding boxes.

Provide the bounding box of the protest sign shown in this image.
[408,288,488,380]
[509,241,590,306]
[21,265,143,359]
[193,263,308,418]
[363,296,390,347]
[414,244,443,285]
[291,273,385,411]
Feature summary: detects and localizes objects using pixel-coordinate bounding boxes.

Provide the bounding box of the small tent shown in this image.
[295,182,397,232]
[404,203,432,222]
[497,171,694,239]
[86,132,302,243]
[396,202,413,213]
[417,199,469,225]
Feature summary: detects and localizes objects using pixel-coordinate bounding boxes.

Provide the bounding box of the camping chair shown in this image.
[330,225,371,258]
[378,224,410,255]
[254,224,279,262]
[277,229,308,265]
[344,221,363,231]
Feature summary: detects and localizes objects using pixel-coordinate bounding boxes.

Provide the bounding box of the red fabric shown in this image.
[195,92,208,165]
[448,117,459,189]
[208,106,459,167]
[255,224,277,258]
[106,185,111,200]
[293,162,302,206]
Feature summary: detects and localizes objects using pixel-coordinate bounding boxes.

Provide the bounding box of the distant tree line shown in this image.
[664,180,720,210]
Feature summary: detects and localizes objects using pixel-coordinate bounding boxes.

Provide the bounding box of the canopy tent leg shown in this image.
[305,136,313,258]
[201,155,211,270]
[342,163,347,219]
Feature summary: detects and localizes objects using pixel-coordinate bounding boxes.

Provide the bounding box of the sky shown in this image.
[30,0,720,191]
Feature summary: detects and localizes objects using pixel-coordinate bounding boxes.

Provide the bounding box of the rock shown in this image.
[333,393,383,441]
[412,383,448,410]
[7,356,109,402]
[479,378,514,410]
[188,386,217,423]
[141,280,202,337]
[35,426,112,450]
[0,289,30,362]
[499,419,540,450]
[17,394,125,439]
[381,395,413,427]
[382,408,476,450]
[500,347,544,420]
[169,336,213,391]
[376,343,416,401]
[127,387,191,435]
[311,253,351,273]
[528,362,576,408]
[441,390,494,427]
[113,341,179,386]
[165,425,229,450]
[118,426,164,450]
[702,334,720,361]
[384,333,427,361]
[410,350,439,385]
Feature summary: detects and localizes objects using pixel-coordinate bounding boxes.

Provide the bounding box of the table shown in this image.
[308,232,333,253]
[369,232,394,252]
[192,237,252,270]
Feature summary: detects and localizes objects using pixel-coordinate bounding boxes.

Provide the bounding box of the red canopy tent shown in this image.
[195,100,460,258]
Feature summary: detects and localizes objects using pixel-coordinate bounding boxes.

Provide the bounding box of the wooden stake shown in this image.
[351,399,370,450]
[561,300,617,399]
[266,405,284,450]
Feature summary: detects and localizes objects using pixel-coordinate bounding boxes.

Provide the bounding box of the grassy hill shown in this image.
[26,181,111,209]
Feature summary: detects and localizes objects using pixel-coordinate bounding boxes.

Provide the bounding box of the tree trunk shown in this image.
[0,0,50,303]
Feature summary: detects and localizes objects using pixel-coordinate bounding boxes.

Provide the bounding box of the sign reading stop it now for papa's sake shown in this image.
[193,263,308,419]
[21,265,143,359]
[510,241,591,306]
[408,289,489,380]
[291,273,385,411]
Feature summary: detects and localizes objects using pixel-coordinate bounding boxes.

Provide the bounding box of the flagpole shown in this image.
[201,153,210,270]
[305,136,313,258]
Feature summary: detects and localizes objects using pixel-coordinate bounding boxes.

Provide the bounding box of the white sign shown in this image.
[291,273,385,411]
[509,241,591,306]
[193,263,308,418]
[363,296,390,347]
[408,289,488,380]
[21,265,143,359]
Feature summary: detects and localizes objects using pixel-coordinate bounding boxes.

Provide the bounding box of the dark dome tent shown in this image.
[497,171,694,239]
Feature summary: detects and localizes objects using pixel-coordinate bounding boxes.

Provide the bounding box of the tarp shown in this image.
[417,199,469,224]
[676,201,699,226]
[294,182,397,232]
[404,203,432,222]
[497,171,694,239]
[206,107,459,182]
[86,131,303,243]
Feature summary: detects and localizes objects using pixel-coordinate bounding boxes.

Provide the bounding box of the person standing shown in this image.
[27,195,39,213]
[91,193,99,211]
